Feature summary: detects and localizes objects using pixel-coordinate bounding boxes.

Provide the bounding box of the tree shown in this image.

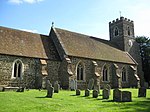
[136,36,150,85]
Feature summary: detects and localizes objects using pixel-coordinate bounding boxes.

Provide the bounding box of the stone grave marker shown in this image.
[94,85,100,94]
[138,87,146,97]
[85,89,90,97]
[70,79,77,91]
[93,90,98,98]
[76,89,81,95]
[54,81,60,93]
[16,87,24,92]
[102,88,109,99]
[122,91,132,102]
[46,80,54,98]
[87,78,94,90]
[104,84,111,95]
[42,77,47,89]
[113,88,122,102]
[144,82,149,89]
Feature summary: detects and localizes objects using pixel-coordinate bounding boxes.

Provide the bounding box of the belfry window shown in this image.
[77,62,84,81]
[122,67,127,82]
[103,66,109,81]
[12,60,23,79]
[114,27,119,36]
[127,27,130,36]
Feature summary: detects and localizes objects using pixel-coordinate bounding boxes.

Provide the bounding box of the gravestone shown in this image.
[16,87,24,92]
[94,85,100,94]
[102,88,109,99]
[122,91,132,102]
[46,80,54,98]
[0,86,3,92]
[144,82,149,89]
[113,88,122,102]
[93,90,98,98]
[70,79,77,91]
[87,78,94,90]
[54,81,60,93]
[42,77,47,89]
[76,89,81,95]
[85,89,90,97]
[104,84,111,95]
[138,87,146,97]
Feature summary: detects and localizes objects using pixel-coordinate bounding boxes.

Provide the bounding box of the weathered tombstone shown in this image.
[93,90,98,98]
[122,91,132,102]
[87,78,94,90]
[54,81,60,93]
[144,82,149,89]
[46,80,54,98]
[85,89,90,97]
[70,79,77,91]
[113,88,122,102]
[76,89,81,95]
[104,84,111,95]
[138,87,146,97]
[16,87,24,92]
[94,85,100,94]
[42,77,47,89]
[0,86,3,92]
[102,88,109,99]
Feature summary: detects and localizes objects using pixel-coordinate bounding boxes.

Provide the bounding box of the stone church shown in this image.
[0,17,145,89]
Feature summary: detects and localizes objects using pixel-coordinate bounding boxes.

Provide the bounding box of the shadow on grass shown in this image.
[70,94,103,101]
[35,96,49,98]
[120,100,150,112]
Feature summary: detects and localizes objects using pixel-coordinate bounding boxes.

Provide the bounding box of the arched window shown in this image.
[77,62,84,81]
[12,60,23,79]
[114,27,119,36]
[122,67,127,82]
[103,66,109,81]
[127,27,130,36]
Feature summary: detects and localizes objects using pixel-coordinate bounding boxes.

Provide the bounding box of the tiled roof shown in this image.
[53,27,135,64]
[0,26,60,60]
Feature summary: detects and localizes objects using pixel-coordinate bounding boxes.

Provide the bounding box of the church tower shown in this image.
[109,16,134,52]
[109,16,145,86]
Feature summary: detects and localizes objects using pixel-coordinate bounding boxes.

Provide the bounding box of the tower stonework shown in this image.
[109,17,145,86]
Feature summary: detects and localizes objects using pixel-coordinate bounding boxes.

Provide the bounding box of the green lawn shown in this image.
[0,89,150,112]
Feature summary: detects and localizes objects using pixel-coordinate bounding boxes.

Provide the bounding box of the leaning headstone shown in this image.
[54,81,60,93]
[103,89,109,99]
[138,87,146,97]
[76,89,80,95]
[113,88,122,102]
[93,90,98,98]
[46,80,54,98]
[85,89,90,97]
[122,91,132,102]
[87,78,94,90]
[70,79,77,91]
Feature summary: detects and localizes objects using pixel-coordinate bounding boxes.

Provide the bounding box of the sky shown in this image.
[0,0,150,40]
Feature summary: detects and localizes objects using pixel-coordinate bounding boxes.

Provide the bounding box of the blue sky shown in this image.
[0,0,150,40]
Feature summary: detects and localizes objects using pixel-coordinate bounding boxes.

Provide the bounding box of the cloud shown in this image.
[8,0,44,4]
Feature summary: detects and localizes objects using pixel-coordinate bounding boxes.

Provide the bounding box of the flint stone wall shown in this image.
[0,54,60,89]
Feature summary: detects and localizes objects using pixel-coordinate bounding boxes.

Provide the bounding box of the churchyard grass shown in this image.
[0,89,150,112]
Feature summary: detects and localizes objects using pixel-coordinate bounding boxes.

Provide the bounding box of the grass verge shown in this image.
[0,89,150,112]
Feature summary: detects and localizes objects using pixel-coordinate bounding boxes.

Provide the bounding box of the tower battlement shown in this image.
[109,17,134,25]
